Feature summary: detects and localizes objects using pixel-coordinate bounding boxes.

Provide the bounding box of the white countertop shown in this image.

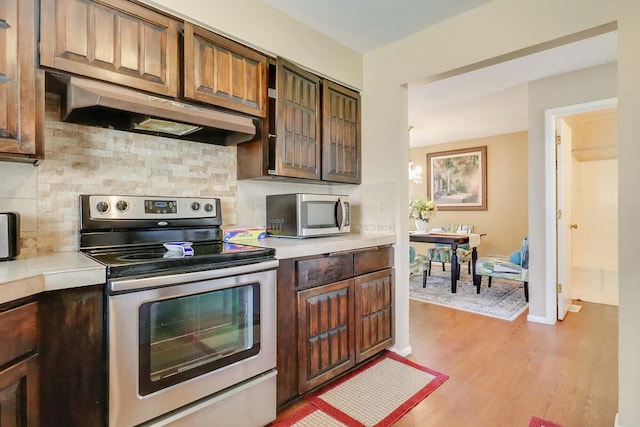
[0,252,106,305]
[0,233,396,305]
[239,233,396,259]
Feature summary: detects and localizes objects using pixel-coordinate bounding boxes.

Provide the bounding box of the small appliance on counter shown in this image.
[266,193,350,238]
[0,212,20,261]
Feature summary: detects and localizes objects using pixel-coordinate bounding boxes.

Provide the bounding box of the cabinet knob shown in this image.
[0,19,10,29]
[570,223,578,229]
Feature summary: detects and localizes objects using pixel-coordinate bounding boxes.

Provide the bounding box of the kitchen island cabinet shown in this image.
[0,299,39,427]
[277,245,394,408]
[0,0,44,164]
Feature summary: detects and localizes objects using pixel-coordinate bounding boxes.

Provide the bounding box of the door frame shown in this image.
[544,97,617,323]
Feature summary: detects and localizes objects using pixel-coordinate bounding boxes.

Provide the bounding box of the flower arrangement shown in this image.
[409,197,437,221]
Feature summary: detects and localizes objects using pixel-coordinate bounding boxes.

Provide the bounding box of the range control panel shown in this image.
[87,195,218,220]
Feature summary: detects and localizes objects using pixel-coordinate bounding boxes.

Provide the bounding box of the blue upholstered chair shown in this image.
[423,224,474,287]
[473,237,529,301]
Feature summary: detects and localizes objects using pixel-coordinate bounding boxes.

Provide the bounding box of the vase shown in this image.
[415,219,430,232]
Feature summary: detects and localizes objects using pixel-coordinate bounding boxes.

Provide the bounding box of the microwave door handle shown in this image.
[336,198,345,231]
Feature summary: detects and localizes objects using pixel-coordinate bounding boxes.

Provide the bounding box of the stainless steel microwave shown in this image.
[266,193,350,238]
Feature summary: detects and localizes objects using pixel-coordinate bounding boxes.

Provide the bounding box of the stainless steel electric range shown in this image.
[79,194,278,427]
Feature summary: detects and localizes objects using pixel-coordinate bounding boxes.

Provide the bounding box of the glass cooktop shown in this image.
[82,241,275,279]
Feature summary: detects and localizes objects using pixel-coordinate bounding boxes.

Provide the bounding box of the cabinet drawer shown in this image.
[0,302,37,366]
[354,246,394,276]
[296,253,353,289]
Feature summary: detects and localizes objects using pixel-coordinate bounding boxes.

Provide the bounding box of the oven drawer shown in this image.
[148,370,277,427]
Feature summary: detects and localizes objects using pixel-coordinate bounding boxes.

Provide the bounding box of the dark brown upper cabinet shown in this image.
[238,58,361,184]
[0,0,44,163]
[39,0,180,97]
[183,22,268,118]
[274,59,322,180]
[322,80,361,183]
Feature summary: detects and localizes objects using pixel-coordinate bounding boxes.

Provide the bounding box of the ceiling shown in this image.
[260,0,618,147]
[260,0,494,54]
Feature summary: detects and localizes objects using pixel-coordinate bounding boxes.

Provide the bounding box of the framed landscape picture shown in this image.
[426,146,487,211]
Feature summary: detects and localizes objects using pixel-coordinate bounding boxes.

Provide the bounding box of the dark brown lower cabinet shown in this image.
[0,300,39,427]
[276,245,394,409]
[355,269,394,363]
[0,355,39,427]
[297,279,355,393]
[38,286,106,427]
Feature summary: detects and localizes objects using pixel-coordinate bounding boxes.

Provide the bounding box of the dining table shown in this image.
[409,231,483,293]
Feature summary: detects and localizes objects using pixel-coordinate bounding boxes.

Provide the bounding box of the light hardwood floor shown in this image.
[275,299,618,427]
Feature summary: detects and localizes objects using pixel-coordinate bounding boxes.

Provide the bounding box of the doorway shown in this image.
[545,98,618,320]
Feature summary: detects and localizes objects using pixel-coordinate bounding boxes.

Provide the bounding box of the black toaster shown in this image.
[0,212,20,261]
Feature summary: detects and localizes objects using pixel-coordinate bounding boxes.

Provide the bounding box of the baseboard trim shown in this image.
[615,413,621,427]
[389,345,412,357]
[527,314,555,324]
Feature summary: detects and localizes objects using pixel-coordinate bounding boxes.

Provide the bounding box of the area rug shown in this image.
[409,270,528,321]
[271,351,448,427]
[529,416,563,427]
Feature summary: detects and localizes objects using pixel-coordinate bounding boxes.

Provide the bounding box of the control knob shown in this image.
[191,202,201,211]
[96,201,109,214]
[204,203,214,212]
[116,200,129,212]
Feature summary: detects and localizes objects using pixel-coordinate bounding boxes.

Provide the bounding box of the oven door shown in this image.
[107,261,277,427]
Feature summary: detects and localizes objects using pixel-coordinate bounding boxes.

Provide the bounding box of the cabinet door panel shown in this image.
[355,269,394,363]
[298,280,354,392]
[322,80,361,183]
[183,22,267,117]
[276,58,321,180]
[40,0,179,97]
[0,355,39,427]
[0,0,43,160]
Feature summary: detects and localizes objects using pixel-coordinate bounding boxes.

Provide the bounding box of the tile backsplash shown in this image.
[2,94,237,254]
[0,94,396,255]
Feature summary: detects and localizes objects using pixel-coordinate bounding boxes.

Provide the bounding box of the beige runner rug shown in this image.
[272,351,448,427]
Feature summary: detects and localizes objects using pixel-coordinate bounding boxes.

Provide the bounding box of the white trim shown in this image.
[389,345,412,357]
[527,314,555,324]
[544,98,617,324]
[615,413,621,427]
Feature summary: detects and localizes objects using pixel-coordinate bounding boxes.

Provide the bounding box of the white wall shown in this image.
[362,1,640,424]
[141,0,362,89]
[528,63,617,320]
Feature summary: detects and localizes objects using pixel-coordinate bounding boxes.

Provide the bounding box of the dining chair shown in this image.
[473,236,529,301]
[423,224,474,287]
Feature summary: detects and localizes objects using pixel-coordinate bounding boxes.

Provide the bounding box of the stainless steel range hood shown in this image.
[61,76,256,145]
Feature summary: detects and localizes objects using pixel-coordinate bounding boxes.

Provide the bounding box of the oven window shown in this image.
[138,283,260,396]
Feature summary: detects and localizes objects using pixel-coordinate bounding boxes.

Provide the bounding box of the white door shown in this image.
[556,118,573,320]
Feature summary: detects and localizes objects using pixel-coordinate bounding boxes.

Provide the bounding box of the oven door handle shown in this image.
[108,259,279,293]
